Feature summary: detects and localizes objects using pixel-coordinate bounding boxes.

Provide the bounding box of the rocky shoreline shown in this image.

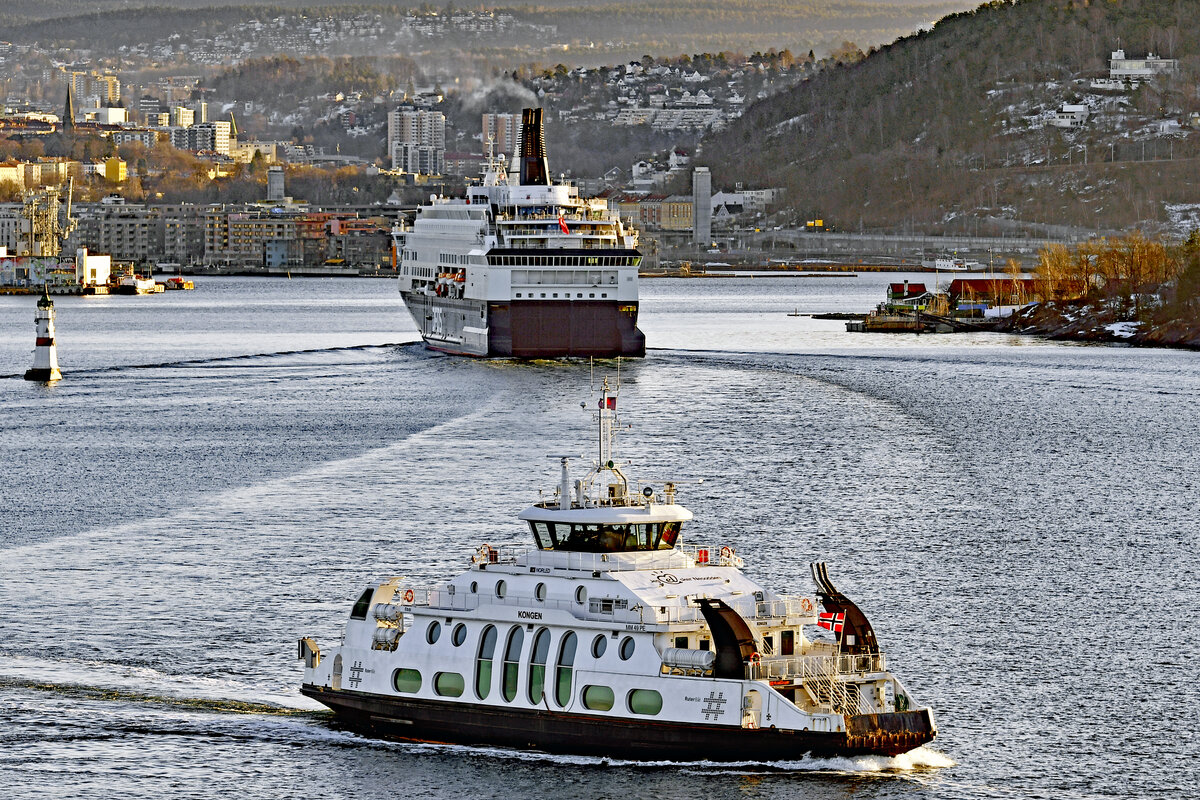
[1004,301,1200,349]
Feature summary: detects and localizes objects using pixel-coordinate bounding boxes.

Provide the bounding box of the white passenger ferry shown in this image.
[395,108,645,358]
[299,380,936,760]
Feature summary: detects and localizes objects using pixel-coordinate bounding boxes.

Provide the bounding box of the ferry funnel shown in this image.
[518,107,550,186]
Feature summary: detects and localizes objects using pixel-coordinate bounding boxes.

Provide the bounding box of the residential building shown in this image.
[387,106,445,174]
[482,112,520,157]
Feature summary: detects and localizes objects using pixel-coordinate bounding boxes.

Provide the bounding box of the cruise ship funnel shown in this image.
[518,107,550,186]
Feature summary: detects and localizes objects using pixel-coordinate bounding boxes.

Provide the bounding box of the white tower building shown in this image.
[24,288,62,382]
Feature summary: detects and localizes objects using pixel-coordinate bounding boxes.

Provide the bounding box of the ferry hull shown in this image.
[301,684,934,760]
[401,292,645,358]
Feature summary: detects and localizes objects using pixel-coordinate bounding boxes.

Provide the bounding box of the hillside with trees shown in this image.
[4,1,974,65]
[704,0,1200,236]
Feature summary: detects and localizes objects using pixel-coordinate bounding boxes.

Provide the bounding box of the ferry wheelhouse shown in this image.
[299,380,936,760]
[395,108,645,358]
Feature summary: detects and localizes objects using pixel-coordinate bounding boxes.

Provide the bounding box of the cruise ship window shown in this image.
[699,639,710,651]
[452,623,468,647]
[475,625,497,700]
[426,621,441,644]
[674,636,688,649]
[495,580,507,598]
[535,583,547,601]
[501,627,524,703]
[575,586,587,605]
[601,293,607,298]
[554,632,577,707]
[528,628,551,704]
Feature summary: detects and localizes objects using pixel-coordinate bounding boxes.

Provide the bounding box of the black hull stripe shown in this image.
[301,685,934,760]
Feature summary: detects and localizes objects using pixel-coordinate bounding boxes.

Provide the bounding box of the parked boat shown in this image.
[115,275,157,295]
[299,380,937,760]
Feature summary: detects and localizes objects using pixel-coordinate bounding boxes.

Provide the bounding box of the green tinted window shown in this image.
[628,689,662,715]
[582,685,614,711]
[393,668,421,693]
[434,672,465,697]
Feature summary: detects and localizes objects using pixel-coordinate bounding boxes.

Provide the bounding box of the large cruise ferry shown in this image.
[395,108,646,358]
[299,380,938,761]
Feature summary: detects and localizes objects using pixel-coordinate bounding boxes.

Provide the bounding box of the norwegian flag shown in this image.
[558,214,570,234]
[818,612,845,633]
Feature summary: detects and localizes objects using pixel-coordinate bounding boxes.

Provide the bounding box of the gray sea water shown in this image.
[1,274,1196,799]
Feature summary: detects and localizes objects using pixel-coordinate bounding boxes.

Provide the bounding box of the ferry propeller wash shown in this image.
[394,108,646,358]
[299,379,938,761]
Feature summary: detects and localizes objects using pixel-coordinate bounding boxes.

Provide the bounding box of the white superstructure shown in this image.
[395,108,645,358]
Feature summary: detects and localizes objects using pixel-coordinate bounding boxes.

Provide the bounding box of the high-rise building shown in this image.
[692,167,712,246]
[482,112,520,159]
[267,167,285,202]
[387,107,445,174]
[171,106,195,128]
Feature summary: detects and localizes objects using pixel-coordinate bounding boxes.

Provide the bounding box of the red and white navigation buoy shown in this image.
[24,287,62,383]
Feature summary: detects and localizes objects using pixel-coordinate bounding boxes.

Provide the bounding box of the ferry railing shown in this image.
[751,651,887,681]
[747,652,884,715]
[397,583,818,629]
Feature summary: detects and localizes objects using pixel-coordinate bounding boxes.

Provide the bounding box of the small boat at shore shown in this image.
[299,380,937,761]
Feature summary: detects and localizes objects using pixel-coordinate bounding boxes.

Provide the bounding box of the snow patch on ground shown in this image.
[1164,203,1200,237]
[1104,321,1142,338]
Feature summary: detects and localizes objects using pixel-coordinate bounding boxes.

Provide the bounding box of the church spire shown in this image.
[63,83,76,132]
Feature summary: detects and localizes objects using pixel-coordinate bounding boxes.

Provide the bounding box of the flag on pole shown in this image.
[598,397,616,409]
[558,214,569,234]
[817,612,845,633]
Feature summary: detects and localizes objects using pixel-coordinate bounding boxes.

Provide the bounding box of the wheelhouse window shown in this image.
[476,625,497,700]
[528,628,551,704]
[501,626,524,703]
[528,520,683,552]
[350,587,373,619]
[555,632,577,707]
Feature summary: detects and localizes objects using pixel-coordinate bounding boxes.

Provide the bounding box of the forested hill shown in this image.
[705,0,1200,236]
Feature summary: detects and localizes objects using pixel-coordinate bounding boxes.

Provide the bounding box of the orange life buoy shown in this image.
[402,588,415,603]
[720,545,733,560]
[800,597,814,613]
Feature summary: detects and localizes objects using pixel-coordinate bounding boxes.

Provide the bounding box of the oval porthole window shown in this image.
[575,585,587,605]
[619,636,635,660]
[591,634,607,659]
[452,623,467,647]
[627,688,663,715]
[470,581,478,594]
[496,580,507,598]
[427,621,442,645]
[535,582,547,601]
[392,668,422,693]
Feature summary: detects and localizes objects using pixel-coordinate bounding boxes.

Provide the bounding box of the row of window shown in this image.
[529,521,682,553]
[514,292,609,300]
[392,667,663,716]
[405,624,641,706]
[490,256,639,267]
